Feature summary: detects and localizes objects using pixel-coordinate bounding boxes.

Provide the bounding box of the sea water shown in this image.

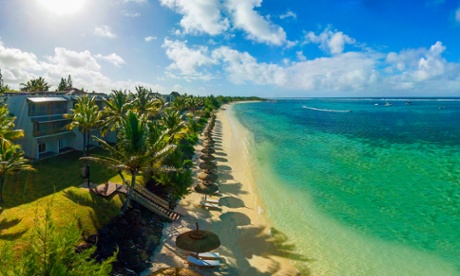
[232,99,460,276]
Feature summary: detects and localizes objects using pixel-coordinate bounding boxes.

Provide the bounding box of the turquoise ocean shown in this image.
[232,99,460,276]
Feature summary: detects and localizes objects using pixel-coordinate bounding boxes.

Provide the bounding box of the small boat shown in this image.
[374,103,379,106]
[385,101,392,106]
[439,106,445,110]
[406,101,411,105]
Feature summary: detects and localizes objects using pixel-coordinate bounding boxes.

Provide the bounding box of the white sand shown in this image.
[143,104,299,275]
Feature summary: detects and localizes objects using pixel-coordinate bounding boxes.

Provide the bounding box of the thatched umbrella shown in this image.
[199,162,217,171]
[176,222,221,253]
[201,147,216,154]
[195,184,219,202]
[199,154,215,161]
[194,182,219,195]
[149,267,202,276]
[203,140,215,146]
[197,171,218,182]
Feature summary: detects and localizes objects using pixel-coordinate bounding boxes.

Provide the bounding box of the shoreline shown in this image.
[143,103,299,275]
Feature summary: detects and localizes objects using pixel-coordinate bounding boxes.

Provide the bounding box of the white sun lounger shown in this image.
[187,255,220,268]
[200,201,219,209]
[190,251,220,260]
[202,195,219,205]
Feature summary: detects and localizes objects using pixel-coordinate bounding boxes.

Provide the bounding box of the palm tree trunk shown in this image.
[121,173,137,214]
[86,130,90,187]
[0,177,4,203]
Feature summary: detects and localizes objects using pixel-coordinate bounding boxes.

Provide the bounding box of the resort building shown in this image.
[3,90,115,160]
[3,89,179,160]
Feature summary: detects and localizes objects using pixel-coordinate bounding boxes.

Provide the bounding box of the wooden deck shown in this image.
[91,183,181,222]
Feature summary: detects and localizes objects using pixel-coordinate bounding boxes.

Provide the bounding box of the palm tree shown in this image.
[130,86,164,118]
[101,90,132,136]
[64,96,102,187]
[161,109,186,143]
[83,111,176,214]
[185,96,200,115]
[20,77,51,92]
[0,140,35,203]
[0,106,24,144]
[171,96,186,112]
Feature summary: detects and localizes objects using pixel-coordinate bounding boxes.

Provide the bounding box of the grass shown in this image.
[0,149,124,253]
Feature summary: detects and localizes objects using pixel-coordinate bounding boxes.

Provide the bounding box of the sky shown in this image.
[1,0,460,97]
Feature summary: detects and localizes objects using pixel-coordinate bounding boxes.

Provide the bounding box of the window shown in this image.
[38,143,46,153]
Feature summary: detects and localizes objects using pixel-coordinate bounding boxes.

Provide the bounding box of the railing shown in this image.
[131,188,181,221]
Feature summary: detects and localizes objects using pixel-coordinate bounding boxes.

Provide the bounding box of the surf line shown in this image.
[302,105,352,113]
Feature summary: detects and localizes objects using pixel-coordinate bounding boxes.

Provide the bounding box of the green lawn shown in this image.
[0,149,124,252]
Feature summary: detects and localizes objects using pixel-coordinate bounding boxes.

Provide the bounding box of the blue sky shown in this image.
[1,0,460,97]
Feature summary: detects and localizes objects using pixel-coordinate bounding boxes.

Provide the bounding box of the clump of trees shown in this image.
[57,75,73,91]
[0,202,116,275]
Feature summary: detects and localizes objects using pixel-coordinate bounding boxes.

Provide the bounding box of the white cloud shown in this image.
[46,48,101,71]
[280,11,296,20]
[145,36,157,42]
[212,47,285,85]
[386,41,452,84]
[162,39,217,80]
[95,53,125,67]
[0,40,41,70]
[296,51,306,61]
[159,0,229,35]
[94,25,117,39]
[120,0,146,3]
[0,40,159,93]
[305,28,356,55]
[455,7,460,22]
[121,10,141,17]
[161,38,380,91]
[225,0,286,45]
[212,47,379,91]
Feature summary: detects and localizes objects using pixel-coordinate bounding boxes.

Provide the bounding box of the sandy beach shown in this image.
[143,103,299,275]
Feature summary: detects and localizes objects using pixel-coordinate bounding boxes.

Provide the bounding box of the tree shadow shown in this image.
[220,182,249,196]
[2,149,118,209]
[220,196,246,208]
[217,165,232,171]
[0,213,28,241]
[219,212,251,226]
[215,157,228,163]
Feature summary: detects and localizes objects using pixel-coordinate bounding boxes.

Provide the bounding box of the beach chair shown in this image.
[187,255,220,268]
[190,251,220,260]
[200,201,219,209]
[202,195,219,205]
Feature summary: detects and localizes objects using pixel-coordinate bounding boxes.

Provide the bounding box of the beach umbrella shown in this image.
[204,138,215,144]
[199,154,215,161]
[194,182,219,195]
[199,162,217,171]
[176,222,221,254]
[149,267,202,276]
[197,171,218,182]
[202,143,215,149]
[201,147,216,154]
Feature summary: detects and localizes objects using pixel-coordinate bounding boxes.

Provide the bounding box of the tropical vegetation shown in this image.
[0,76,263,274]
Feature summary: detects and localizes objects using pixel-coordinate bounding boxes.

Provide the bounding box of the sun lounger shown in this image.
[202,195,219,205]
[200,201,219,209]
[190,252,220,260]
[187,255,220,268]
